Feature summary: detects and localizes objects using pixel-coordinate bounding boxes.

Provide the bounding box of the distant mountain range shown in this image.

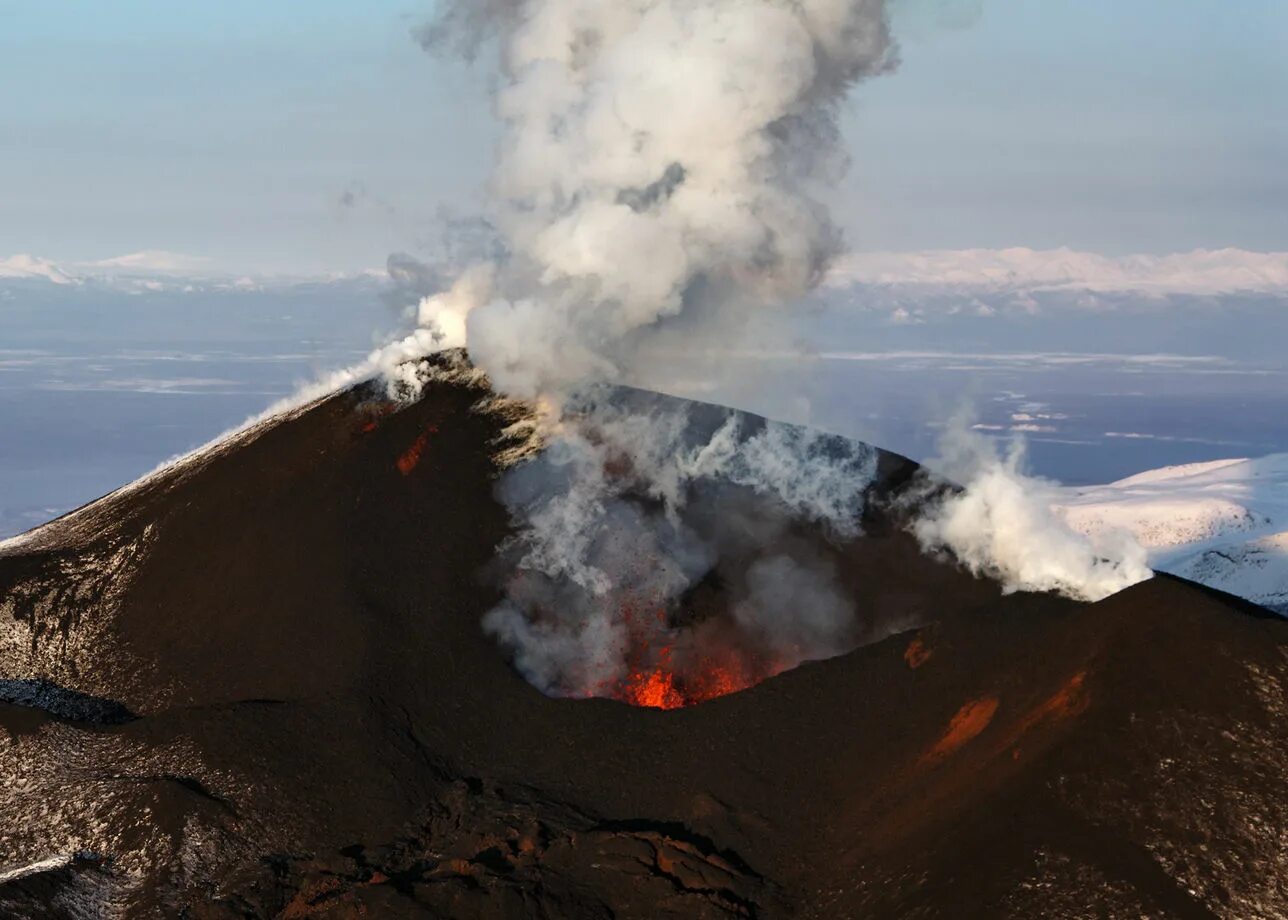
[828,247,1288,296]
[0,251,386,294]
[7,247,1288,298]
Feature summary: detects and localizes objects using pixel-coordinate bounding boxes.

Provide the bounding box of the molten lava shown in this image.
[624,670,686,710]
[615,653,767,710]
[600,603,784,710]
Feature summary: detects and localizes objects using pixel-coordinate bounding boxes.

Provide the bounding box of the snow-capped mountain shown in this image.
[10,246,1288,299]
[0,250,387,294]
[0,254,79,285]
[1059,455,1288,614]
[827,247,1288,296]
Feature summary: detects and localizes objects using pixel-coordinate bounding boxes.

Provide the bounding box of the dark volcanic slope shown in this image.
[1,366,1285,918]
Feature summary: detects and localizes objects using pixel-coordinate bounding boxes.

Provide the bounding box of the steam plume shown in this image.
[908,418,1152,602]
[377,0,1148,700]
[415,0,895,398]
[480,396,878,696]
[389,0,900,696]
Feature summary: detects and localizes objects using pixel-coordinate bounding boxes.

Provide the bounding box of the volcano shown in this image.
[1,355,1285,918]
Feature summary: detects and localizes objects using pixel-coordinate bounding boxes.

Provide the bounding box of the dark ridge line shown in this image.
[0,678,296,727]
[118,697,291,723]
[1154,572,1288,622]
[156,697,289,714]
[0,678,137,725]
[93,772,239,817]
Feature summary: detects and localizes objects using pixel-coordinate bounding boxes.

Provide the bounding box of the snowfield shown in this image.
[1058,455,1288,614]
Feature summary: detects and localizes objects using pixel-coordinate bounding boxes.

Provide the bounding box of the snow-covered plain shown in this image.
[1059,455,1288,614]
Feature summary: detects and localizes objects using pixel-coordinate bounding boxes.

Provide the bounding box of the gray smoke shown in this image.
[480,395,878,695]
[733,554,857,661]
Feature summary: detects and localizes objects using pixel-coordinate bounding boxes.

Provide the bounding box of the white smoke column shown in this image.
[398,0,901,699]
[394,0,1152,704]
[910,418,1153,602]
[418,0,896,398]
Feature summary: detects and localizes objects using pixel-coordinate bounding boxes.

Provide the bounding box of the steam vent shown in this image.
[2,355,1285,918]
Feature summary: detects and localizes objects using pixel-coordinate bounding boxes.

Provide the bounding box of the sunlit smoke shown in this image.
[390,0,900,702]
[369,0,1149,705]
[907,416,1152,602]
[415,0,896,399]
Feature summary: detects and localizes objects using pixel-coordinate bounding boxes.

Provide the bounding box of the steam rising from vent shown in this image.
[383,0,900,702]
[366,0,1150,704]
[481,393,879,699]
[908,420,1152,602]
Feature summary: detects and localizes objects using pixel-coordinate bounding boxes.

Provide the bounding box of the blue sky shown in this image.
[1,0,1285,273]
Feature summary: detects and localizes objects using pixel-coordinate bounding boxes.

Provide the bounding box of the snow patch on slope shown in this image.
[1058,454,1288,613]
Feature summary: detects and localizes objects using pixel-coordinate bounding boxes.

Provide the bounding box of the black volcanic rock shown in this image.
[0,362,1284,918]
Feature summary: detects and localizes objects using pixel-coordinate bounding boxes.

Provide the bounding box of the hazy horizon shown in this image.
[2,0,1285,536]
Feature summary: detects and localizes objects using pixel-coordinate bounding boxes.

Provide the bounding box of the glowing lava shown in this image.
[599,604,781,710]
[615,656,765,710]
[623,670,686,710]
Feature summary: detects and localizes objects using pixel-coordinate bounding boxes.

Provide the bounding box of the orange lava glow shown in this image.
[615,650,766,709]
[624,670,686,710]
[599,604,778,709]
[355,400,399,437]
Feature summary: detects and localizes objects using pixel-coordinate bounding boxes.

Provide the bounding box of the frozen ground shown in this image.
[1060,455,1288,614]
